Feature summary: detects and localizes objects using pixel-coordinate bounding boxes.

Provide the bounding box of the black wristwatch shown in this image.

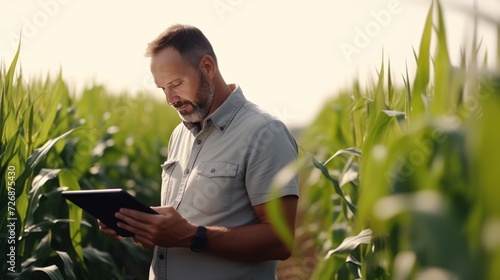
[190,226,207,252]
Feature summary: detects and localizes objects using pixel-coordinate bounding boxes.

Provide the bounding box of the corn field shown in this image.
[1,41,178,279]
[2,1,500,279]
[299,2,500,279]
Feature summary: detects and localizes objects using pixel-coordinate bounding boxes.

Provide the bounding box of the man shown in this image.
[99,24,299,280]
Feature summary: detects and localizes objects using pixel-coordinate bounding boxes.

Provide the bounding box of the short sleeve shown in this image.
[245,119,299,206]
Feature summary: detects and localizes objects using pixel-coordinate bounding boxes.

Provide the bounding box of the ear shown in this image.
[198,55,216,80]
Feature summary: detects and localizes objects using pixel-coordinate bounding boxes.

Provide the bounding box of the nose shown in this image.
[163,88,180,106]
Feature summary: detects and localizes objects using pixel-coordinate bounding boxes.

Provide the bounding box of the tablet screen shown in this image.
[62,189,157,237]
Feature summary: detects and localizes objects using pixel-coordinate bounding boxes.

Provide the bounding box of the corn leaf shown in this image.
[20,265,64,280]
[311,155,357,214]
[326,229,372,257]
[432,0,452,116]
[3,38,21,99]
[55,251,77,280]
[83,247,121,279]
[58,169,83,262]
[411,1,434,119]
[323,147,361,166]
[16,129,75,194]
[24,169,62,228]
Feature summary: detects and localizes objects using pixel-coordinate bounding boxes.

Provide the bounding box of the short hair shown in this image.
[145,24,218,70]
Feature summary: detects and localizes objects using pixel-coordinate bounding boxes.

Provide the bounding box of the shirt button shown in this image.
[196,139,202,144]
[159,254,164,260]
[184,169,190,175]
[211,168,216,173]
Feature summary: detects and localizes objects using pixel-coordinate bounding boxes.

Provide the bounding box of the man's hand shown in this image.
[115,206,197,249]
[100,195,298,263]
[98,220,124,241]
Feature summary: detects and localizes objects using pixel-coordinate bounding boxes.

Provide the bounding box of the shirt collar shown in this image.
[183,84,246,134]
[208,84,245,133]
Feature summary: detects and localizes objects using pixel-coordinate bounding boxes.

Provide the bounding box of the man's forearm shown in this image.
[202,223,292,262]
[201,196,298,262]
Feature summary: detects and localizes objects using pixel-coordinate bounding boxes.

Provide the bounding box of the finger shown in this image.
[98,220,113,233]
[115,211,149,229]
[150,206,174,215]
[98,220,123,240]
[115,218,152,242]
[116,219,139,236]
[116,209,158,246]
[98,219,108,229]
[150,206,162,212]
[115,218,155,247]
[118,208,152,220]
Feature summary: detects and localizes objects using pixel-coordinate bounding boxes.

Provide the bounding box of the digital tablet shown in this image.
[62,189,157,237]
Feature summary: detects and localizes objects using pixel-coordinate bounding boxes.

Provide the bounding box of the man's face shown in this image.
[151,47,214,123]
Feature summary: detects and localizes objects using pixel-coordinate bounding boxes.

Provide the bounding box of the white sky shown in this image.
[1,0,499,128]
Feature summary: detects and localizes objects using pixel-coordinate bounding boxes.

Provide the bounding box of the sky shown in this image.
[1,0,499,128]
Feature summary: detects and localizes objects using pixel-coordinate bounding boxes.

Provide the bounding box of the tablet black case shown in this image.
[62,189,157,237]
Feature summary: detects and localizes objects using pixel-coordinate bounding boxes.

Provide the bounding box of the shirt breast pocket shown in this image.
[161,160,178,206]
[190,162,238,215]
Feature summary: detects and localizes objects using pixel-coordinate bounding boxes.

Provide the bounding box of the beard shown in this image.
[176,74,215,124]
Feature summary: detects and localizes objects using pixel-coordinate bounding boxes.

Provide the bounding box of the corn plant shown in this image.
[300,1,500,279]
[1,44,177,279]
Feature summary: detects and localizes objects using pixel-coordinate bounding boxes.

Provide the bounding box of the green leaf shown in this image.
[20,234,52,269]
[432,0,452,116]
[411,0,434,119]
[375,190,476,278]
[325,229,372,257]
[18,265,64,280]
[56,251,77,280]
[3,37,21,98]
[339,158,359,187]
[13,130,75,255]
[357,110,404,227]
[374,56,386,113]
[323,147,361,166]
[24,169,62,228]
[58,169,83,261]
[16,129,75,196]
[0,129,21,172]
[83,247,121,279]
[311,155,357,214]
[23,219,73,235]
[351,96,369,147]
[34,80,69,147]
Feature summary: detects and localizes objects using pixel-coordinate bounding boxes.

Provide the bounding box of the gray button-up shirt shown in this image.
[149,85,299,280]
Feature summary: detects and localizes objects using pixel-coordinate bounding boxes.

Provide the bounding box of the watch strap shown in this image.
[190,226,207,252]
